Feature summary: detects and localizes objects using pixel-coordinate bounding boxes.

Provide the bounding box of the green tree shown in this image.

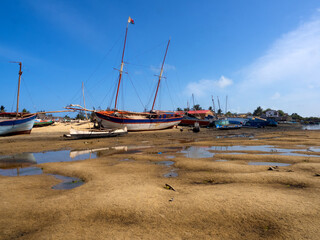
[76,111,85,120]
[208,106,213,111]
[176,107,182,111]
[183,107,190,112]
[0,105,5,112]
[193,104,202,110]
[22,108,30,113]
[217,109,222,115]
[263,108,272,113]
[225,111,232,116]
[278,110,285,117]
[253,106,263,116]
[291,113,303,120]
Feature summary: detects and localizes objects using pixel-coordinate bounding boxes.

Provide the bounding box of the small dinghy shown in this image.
[64,127,127,140]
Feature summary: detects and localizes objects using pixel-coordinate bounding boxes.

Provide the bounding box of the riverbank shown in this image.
[0,123,319,239]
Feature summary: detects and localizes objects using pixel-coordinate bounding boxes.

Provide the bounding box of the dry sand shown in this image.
[0,123,319,239]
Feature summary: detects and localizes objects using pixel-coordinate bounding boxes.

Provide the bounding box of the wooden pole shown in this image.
[152,39,170,111]
[82,82,88,120]
[16,62,22,118]
[115,20,130,109]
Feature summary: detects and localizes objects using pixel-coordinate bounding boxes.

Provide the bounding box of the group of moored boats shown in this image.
[0,17,278,138]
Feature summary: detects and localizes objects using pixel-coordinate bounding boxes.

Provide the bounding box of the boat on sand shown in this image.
[0,62,36,136]
[95,17,182,131]
[64,127,127,139]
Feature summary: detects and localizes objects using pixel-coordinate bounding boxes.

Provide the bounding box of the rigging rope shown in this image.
[21,77,37,112]
[127,73,145,110]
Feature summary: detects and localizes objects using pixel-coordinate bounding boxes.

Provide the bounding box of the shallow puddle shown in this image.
[302,125,320,130]
[180,146,214,158]
[155,161,175,166]
[216,134,254,139]
[0,166,43,177]
[50,174,84,190]
[178,145,320,158]
[164,171,178,178]
[248,162,291,166]
[165,155,176,159]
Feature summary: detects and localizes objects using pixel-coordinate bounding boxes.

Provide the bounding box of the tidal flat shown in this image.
[0,123,319,239]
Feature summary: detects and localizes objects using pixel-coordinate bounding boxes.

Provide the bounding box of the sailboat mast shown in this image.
[225,95,228,114]
[151,39,170,111]
[82,82,88,120]
[16,62,22,117]
[114,19,130,109]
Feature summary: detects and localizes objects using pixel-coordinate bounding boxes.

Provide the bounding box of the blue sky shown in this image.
[1,0,320,117]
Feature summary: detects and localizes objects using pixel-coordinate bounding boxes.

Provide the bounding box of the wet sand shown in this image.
[0,123,320,239]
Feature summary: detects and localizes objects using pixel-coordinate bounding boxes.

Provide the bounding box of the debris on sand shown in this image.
[268,166,279,171]
[164,184,175,191]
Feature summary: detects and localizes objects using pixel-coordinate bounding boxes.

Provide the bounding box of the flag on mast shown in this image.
[128,16,134,24]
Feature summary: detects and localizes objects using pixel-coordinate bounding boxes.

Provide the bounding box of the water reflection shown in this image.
[50,174,84,190]
[302,125,320,130]
[0,153,42,176]
[248,162,291,166]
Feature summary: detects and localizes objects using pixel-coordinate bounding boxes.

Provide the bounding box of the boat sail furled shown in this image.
[95,17,182,131]
[0,62,36,136]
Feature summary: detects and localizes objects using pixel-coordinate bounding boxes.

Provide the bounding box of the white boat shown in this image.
[64,127,127,139]
[0,62,36,136]
[95,17,182,131]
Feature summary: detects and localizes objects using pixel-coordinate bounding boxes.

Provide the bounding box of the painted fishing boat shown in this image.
[178,111,214,127]
[215,119,242,130]
[95,17,182,131]
[242,117,268,128]
[33,119,55,127]
[0,62,36,136]
[64,126,128,139]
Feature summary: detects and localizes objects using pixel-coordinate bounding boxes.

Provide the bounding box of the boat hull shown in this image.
[95,112,182,131]
[179,119,211,127]
[0,114,37,136]
[64,127,128,139]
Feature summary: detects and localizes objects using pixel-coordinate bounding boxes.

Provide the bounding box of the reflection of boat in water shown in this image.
[0,62,36,136]
[0,153,39,176]
[0,153,36,169]
[69,145,151,158]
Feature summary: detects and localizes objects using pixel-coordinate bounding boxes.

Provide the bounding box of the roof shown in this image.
[187,110,213,114]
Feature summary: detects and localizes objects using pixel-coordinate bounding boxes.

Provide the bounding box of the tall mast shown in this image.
[211,95,215,113]
[225,95,228,114]
[217,96,221,115]
[192,93,195,110]
[16,62,22,117]
[114,17,131,109]
[82,82,88,120]
[151,39,170,111]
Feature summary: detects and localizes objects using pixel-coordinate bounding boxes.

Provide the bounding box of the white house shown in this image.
[266,110,279,118]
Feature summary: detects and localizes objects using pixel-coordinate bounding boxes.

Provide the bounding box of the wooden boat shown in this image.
[64,127,128,139]
[215,119,242,130]
[95,17,182,131]
[0,62,36,136]
[179,112,213,127]
[33,119,55,127]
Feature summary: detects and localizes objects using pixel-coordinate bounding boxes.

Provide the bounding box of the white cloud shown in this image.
[271,92,280,100]
[237,13,320,117]
[185,76,233,97]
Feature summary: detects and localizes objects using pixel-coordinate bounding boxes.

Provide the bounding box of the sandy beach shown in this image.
[0,123,319,239]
